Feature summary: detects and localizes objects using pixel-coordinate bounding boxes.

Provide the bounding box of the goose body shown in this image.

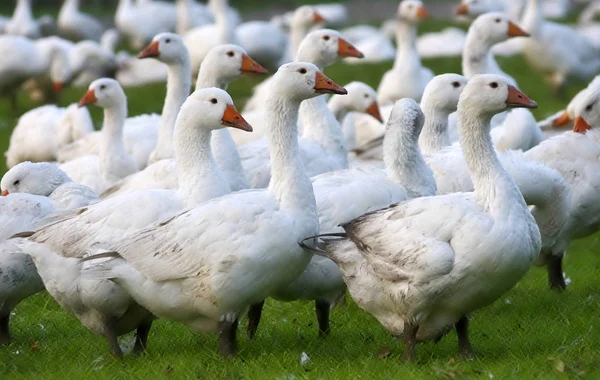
[319,75,541,360]
[58,0,104,42]
[115,0,177,49]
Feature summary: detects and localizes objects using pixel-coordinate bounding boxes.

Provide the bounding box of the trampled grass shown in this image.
[1,17,599,380]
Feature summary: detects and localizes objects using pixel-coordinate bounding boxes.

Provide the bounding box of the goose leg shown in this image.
[246,300,265,340]
[218,318,239,357]
[105,317,124,359]
[547,253,567,291]
[132,319,153,355]
[402,322,419,362]
[455,316,474,359]
[0,313,10,346]
[315,299,330,337]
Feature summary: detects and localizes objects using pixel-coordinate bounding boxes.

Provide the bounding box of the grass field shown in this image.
[1,16,600,379]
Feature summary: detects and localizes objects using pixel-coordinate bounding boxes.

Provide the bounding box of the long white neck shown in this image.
[457,108,526,215]
[384,122,436,198]
[462,30,496,79]
[14,0,33,20]
[149,57,192,164]
[289,23,311,59]
[60,0,78,15]
[393,20,418,69]
[99,100,129,178]
[418,105,452,155]
[299,96,348,168]
[211,0,235,44]
[174,119,230,207]
[521,0,541,34]
[195,69,249,190]
[266,94,317,215]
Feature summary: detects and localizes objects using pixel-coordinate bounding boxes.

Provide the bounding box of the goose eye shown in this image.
[452,81,461,88]
[13,180,20,186]
[226,51,234,57]
[210,98,218,104]
[323,35,330,41]
[298,68,307,74]
[586,104,594,112]
[99,85,106,90]
[490,82,498,89]
[364,94,369,98]
[495,18,501,23]
[165,38,171,43]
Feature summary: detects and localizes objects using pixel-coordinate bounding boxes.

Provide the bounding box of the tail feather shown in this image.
[79,251,122,281]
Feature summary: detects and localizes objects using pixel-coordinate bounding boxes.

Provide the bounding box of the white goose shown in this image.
[17,87,252,358]
[238,30,363,188]
[57,33,191,170]
[60,79,138,194]
[4,0,49,39]
[524,87,600,290]
[5,104,94,168]
[78,63,346,357]
[246,98,436,339]
[101,44,268,199]
[115,0,177,50]
[58,0,105,42]
[521,0,600,90]
[0,163,98,346]
[312,75,541,361]
[377,0,433,105]
[175,0,212,35]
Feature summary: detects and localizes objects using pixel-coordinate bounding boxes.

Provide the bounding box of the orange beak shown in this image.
[137,40,160,59]
[338,38,364,59]
[573,116,592,134]
[507,22,530,38]
[78,89,97,108]
[506,85,538,109]
[366,101,383,123]
[313,11,326,23]
[455,3,469,16]
[240,54,268,75]
[314,71,347,95]
[221,103,253,132]
[1,190,8,196]
[52,82,65,93]
[416,6,429,20]
[553,111,572,127]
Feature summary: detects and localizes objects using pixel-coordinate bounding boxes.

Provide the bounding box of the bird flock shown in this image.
[0,0,600,363]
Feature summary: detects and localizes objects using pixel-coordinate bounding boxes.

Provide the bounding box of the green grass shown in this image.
[1,18,599,379]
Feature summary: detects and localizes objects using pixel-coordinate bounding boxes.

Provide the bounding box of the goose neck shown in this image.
[418,106,451,155]
[462,31,493,78]
[14,0,32,18]
[327,95,350,122]
[174,124,229,207]
[299,96,348,168]
[384,125,435,198]
[266,95,316,213]
[393,21,419,70]
[212,0,234,44]
[210,128,248,190]
[195,63,230,90]
[521,0,541,32]
[153,60,192,162]
[289,24,311,59]
[457,108,525,214]
[99,101,129,175]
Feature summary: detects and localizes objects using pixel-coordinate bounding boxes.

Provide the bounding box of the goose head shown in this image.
[421,74,468,113]
[1,162,71,197]
[456,0,494,17]
[297,29,363,68]
[554,76,600,127]
[291,5,326,28]
[332,81,382,122]
[387,98,425,141]
[459,74,537,118]
[137,33,188,64]
[78,78,126,109]
[573,89,600,134]
[202,44,268,80]
[469,13,529,45]
[271,62,347,102]
[179,87,253,133]
[397,0,429,24]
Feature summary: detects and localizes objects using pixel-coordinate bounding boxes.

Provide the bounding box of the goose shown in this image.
[246,97,436,339]
[237,30,363,188]
[57,33,191,170]
[577,2,600,49]
[101,44,268,199]
[4,0,48,39]
[115,0,177,50]
[59,79,138,194]
[77,63,346,357]
[5,103,94,168]
[0,163,98,345]
[58,0,105,42]
[308,75,541,361]
[16,87,252,358]
[524,87,600,290]
[521,0,600,90]
[377,0,433,105]
[0,35,70,107]
[175,0,212,35]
